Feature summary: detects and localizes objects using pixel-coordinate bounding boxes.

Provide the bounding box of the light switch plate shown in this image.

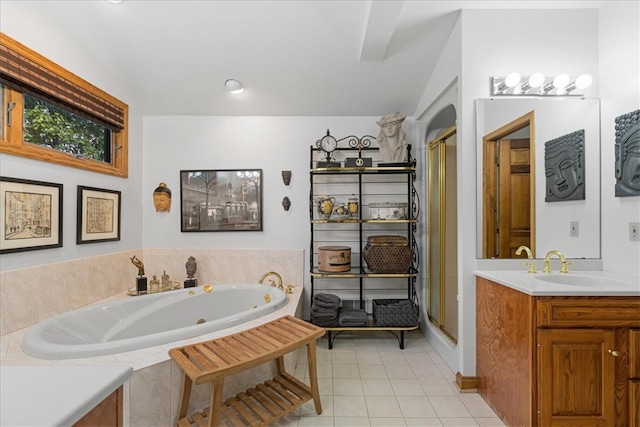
[630,222,640,241]
[570,221,579,237]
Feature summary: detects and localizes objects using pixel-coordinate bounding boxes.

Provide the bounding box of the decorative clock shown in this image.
[317,129,337,164]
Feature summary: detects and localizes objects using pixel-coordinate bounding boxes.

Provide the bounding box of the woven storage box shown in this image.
[362,235,413,273]
[372,299,419,327]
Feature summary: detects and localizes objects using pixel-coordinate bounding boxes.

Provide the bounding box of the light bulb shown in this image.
[528,73,545,88]
[575,74,592,89]
[552,74,570,89]
[504,73,521,88]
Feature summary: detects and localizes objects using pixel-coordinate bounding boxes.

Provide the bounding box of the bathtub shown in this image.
[22,284,288,360]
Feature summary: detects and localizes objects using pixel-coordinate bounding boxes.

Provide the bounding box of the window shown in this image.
[0,33,128,177]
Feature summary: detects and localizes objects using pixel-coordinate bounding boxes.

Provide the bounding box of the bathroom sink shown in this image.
[534,274,625,287]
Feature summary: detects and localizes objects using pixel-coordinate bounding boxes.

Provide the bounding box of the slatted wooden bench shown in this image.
[169,315,325,427]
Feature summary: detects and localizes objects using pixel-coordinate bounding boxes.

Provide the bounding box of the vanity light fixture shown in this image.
[106,0,125,4]
[225,79,245,95]
[491,73,592,96]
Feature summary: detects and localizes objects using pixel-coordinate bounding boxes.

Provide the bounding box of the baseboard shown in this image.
[455,372,479,392]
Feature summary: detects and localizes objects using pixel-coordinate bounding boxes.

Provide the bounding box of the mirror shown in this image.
[476,98,601,259]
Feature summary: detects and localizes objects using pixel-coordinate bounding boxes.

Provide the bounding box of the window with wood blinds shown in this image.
[0,32,129,177]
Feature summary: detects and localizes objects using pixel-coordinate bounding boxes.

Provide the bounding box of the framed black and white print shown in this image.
[76,186,121,244]
[180,169,263,232]
[0,176,63,254]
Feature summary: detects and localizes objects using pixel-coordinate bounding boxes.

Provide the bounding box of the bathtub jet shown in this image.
[22,284,288,360]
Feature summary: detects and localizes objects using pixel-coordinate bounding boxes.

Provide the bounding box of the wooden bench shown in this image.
[169,315,325,427]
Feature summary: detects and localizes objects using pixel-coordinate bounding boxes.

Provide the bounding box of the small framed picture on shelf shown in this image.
[0,176,63,254]
[76,186,121,244]
[180,169,263,232]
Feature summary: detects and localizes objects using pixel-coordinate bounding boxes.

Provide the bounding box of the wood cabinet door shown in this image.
[538,328,616,427]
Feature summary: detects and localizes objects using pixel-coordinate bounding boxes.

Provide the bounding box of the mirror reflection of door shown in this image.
[482,111,535,258]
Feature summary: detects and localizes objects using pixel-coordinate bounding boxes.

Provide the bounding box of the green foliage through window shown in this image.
[23,94,111,162]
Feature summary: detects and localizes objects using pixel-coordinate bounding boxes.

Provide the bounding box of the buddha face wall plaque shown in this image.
[614,109,640,197]
[545,129,585,202]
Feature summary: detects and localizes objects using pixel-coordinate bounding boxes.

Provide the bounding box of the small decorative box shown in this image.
[368,202,408,220]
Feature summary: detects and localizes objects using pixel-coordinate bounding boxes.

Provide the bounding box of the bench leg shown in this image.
[207,378,225,427]
[177,374,193,422]
[306,340,323,414]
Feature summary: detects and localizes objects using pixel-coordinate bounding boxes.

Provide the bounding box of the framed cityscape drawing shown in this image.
[76,185,121,244]
[0,176,63,254]
[180,169,263,232]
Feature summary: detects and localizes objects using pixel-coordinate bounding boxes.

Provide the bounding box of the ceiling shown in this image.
[5,1,605,117]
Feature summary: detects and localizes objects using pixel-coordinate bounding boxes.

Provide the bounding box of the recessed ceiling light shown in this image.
[225,79,245,95]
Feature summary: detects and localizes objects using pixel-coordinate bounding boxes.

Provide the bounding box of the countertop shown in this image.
[474,270,640,296]
[0,365,132,427]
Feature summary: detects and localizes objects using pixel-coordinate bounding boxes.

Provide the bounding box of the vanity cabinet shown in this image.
[476,276,640,427]
[73,386,123,427]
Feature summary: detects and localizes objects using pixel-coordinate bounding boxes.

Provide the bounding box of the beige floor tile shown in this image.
[440,417,479,426]
[358,364,388,379]
[428,396,473,418]
[333,363,360,379]
[475,417,506,426]
[369,417,406,426]
[364,396,403,418]
[419,378,458,395]
[390,378,425,396]
[333,396,368,417]
[333,378,364,396]
[361,378,394,396]
[396,395,438,418]
[334,417,370,426]
[385,364,415,379]
[404,417,443,426]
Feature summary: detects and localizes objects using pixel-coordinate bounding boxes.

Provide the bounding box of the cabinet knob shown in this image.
[608,349,620,357]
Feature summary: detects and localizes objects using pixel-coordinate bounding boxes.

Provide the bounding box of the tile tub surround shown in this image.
[0,247,305,426]
[0,247,305,336]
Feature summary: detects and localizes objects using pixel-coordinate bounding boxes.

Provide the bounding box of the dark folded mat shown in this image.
[338,307,369,327]
[313,293,341,309]
[310,318,340,327]
[311,304,339,319]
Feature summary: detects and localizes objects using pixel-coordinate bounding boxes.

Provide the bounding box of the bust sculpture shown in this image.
[185,256,197,279]
[376,112,408,163]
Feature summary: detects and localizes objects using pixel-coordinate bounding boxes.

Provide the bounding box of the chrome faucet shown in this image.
[258,271,284,290]
[543,250,572,274]
[516,246,536,273]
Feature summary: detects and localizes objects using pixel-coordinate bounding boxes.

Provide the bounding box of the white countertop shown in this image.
[475,270,640,296]
[0,365,133,426]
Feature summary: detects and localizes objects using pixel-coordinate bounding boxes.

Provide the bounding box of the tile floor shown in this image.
[274,329,506,427]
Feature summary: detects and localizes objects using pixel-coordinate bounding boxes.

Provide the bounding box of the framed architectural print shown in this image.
[0,176,63,254]
[76,185,121,244]
[180,169,263,232]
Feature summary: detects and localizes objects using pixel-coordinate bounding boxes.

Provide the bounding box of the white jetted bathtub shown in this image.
[22,284,288,360]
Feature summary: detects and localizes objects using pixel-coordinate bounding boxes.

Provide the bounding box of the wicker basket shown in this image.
[372,299,419,327]
[362,235,413,273]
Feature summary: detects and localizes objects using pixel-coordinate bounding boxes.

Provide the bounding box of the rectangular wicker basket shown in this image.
[372,299,419,327]
[362,235,413,273]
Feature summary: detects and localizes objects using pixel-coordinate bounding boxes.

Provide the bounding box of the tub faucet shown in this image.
[516,245,536,273]
[543,250,571,274]
[259,271,284,290]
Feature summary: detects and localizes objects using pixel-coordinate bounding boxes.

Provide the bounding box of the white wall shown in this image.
[599,1,640,277]
[0,2,144,272]
[413,14,463,376]
[142,115,416,313]
[414,8,604,377]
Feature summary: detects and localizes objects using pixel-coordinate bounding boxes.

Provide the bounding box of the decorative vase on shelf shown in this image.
[317,196,335,219]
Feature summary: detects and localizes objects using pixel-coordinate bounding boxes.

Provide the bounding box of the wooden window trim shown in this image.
[0,33,128,178]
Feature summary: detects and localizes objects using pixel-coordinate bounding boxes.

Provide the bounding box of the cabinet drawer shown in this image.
[536,297,640,327]
[630,379,640,427]
[631,329,640,379]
